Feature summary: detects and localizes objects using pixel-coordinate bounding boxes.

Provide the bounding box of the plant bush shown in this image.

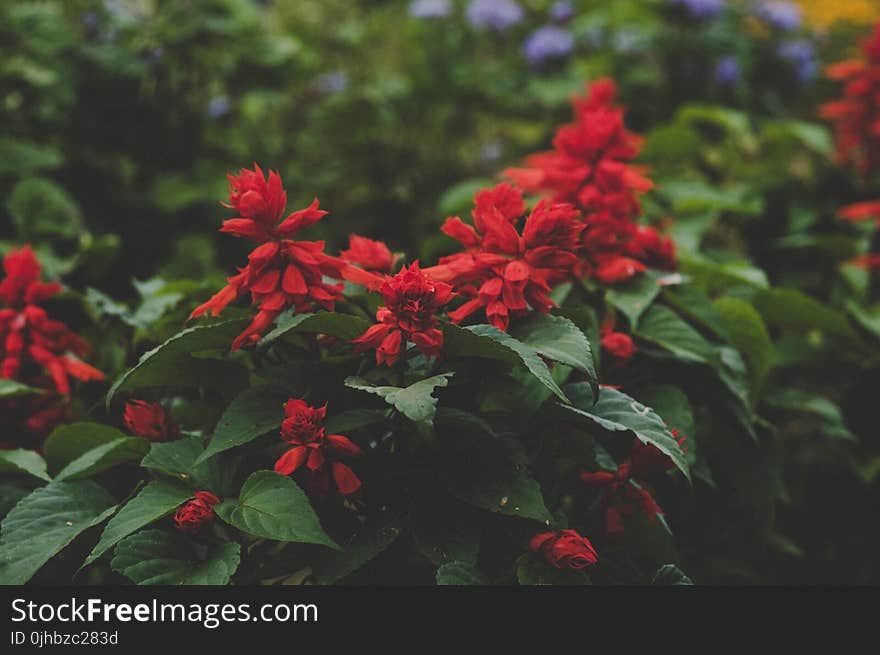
[1,0,879,586]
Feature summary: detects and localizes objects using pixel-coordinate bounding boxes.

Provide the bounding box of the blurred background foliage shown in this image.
[2,0,880,583]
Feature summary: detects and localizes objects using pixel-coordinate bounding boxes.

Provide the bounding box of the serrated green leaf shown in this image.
[112,529,240,585]
[0,449,50,481]
[106,319,249,409]
[511,313,598,390]
[214,471,337,549]
[345,373,453,427]
[714,297,775,386]
[637,304,720,366]
[559,383,691,482]
[196,385,288,464]
[260,311,371,347]
[0,481,117,584]
[606,272,662,327]
[443,323,568,402]
[54,437,150,481]
[84,481,193,566]
[141,438,237,494]
[446,461,552,522]
[43,423,132,476]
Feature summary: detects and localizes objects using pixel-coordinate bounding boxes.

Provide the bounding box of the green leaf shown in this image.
[54,437,150,481]
[443,323,568,402]
[606,272,662,327]
[141,438,238,494]
[43,423,132,475]
[559,383,691,482]
[344,373,453,428]
[0,379,40,399]
[762,389,858,442]
[0,481,117,584]
[214,471,337,549]
[260,311,371,347]
[446,461,552,522]
[112,530,240,585]
[511,313,598,389]
[323,408,388,434]
[713,297,775,386]
[196,386,288,464]
[311,517,402,584]
[106,319,250,409]
[637,304,720,366]
[436,561,488,585]
[0,449,50,481]
[680,254,768,292]
[7,177,82,240]
[753,288,858,340]
[84,481,193,566]
[652,564,694,585]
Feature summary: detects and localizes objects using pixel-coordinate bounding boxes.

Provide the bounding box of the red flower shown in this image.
[341,235,401,273]
[529,530,598,570]
[190,165,349,349]
[274,399,362,496]
[601,331,636,362]
[352,262,454,366]
[838,199,880,225]
[820,24,880,179]
[173,491,220,534]
[425,186,584,331]
[124,400,180,442]
[1,246,103,398]
[505,78,669,284]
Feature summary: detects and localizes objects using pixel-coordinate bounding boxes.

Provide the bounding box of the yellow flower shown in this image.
[794,0,879,28]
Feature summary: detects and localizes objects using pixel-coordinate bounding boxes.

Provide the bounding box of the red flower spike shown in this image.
[428,187,584,331]
[190,165,349,349]
[821,24,880,179]
[274,400,362,497]
[529,530,598,570]
[173,491,220,534]
[352,262,453,365]
[124,400,180,442]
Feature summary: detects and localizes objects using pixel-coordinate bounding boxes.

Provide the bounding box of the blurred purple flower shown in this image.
[315,71,349,95]
[549,1,576,23]
[777,39,817,81]
[669,0,726,20]
[754,1,802,31]
[465,0,524,31]
[409,0,453,19]
[612,30,642,54]
[714,56,741,86]
[480,140,503,164]
[207,96,232,119]
[523,25,575,67]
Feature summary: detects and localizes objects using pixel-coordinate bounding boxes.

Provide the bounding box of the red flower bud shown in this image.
[529,529,598,570]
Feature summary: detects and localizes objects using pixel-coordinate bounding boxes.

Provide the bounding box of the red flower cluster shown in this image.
[190,165,350,350]
[274,399,362,496]
[174,491,220,534]
[820,24,880,180]
[352,262,453,366]
[529,529,598,570]
[124,400,180,442]
[341,234,401,274]
[580,432,685,536]
[424,184,585,331]
[0,247,103,444]
[505,78,675,284]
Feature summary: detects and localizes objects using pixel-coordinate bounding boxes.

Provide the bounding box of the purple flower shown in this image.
[714,56,741,86]
[549,1,576,23]
[207,96,232,119]
[669,0,726,20]
[480,140,503,164]
[465,0,524,31]
[409,0,453,19]
[777,40,817,81]
[754,1,802,31]
[315,71,349,95]
[523,25,575,67]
